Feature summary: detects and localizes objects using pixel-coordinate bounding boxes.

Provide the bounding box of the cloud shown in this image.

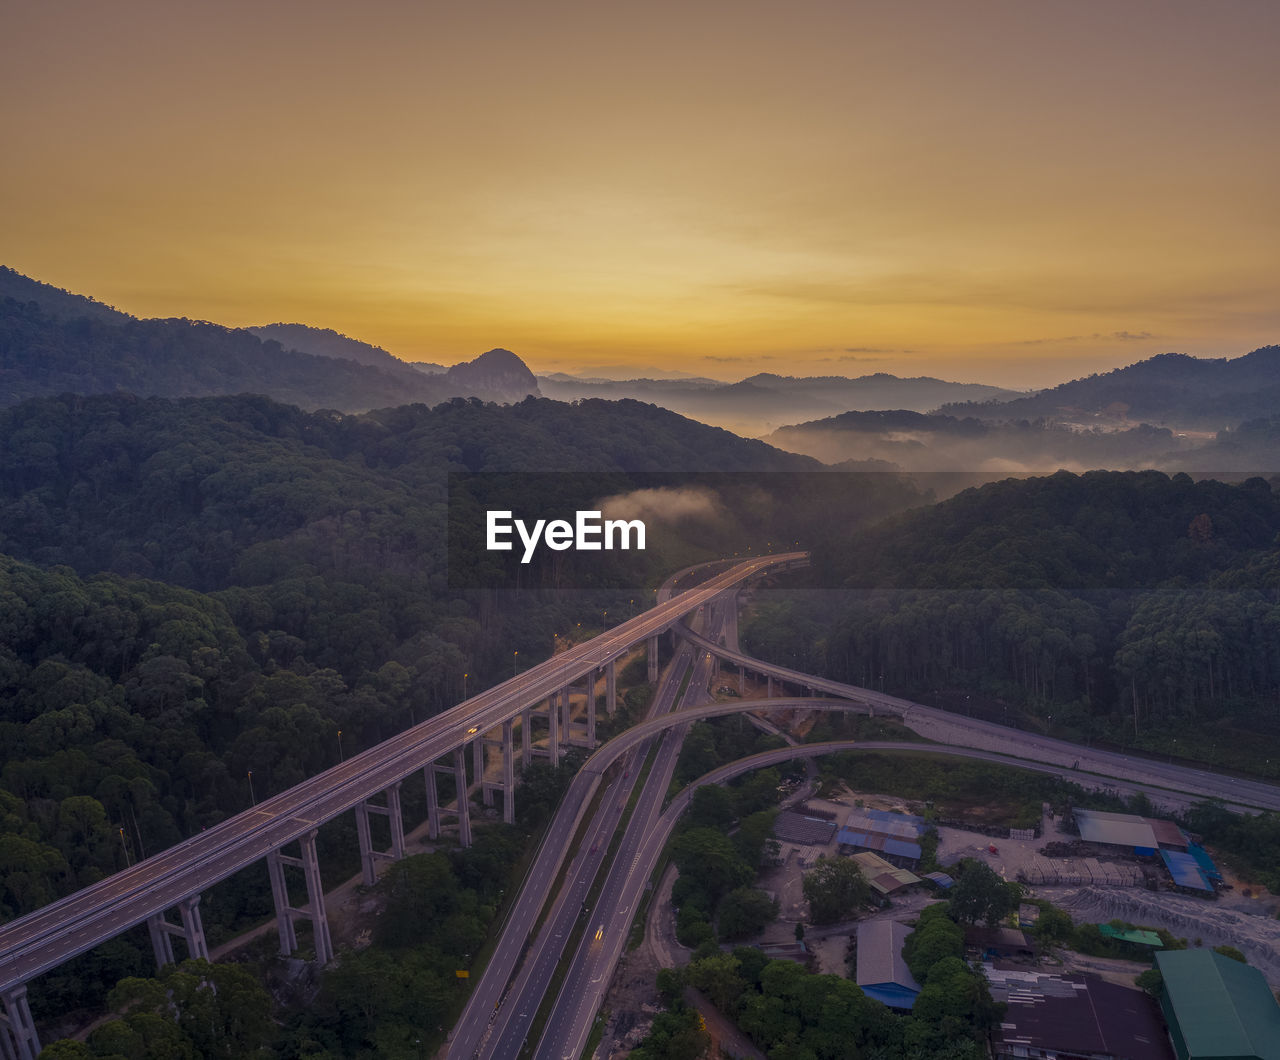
[1014,330,1166,346]
[597,486,728,526]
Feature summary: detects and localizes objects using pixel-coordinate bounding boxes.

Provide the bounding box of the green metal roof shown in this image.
[1156,949,1280,1060]
[1098,923,1163,947]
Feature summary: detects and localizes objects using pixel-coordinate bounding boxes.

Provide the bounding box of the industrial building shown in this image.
[836,807,925,864]
[1155,949,1280,1060]
[854,920,920,1010]
[850,851,921,895]
[1071,808,1221,893]
[986,965,1173,1060]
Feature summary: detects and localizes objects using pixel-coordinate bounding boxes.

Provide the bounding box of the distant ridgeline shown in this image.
[783,470,1280,746]
[0,267,539,410]
[937,346,1280,430]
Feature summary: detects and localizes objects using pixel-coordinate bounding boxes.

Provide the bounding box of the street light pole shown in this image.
[247,770,256,806]
[337,729,344,762]
[463,672,468,700]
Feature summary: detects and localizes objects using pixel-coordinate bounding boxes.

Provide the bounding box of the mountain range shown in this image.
[1,269,539,410]
[538,370,1024,436]
[4,266,1279,472]
[938,347,1280,430]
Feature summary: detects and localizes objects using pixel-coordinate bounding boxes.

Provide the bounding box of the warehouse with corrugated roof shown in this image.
[837,807,925,864]
[1155,949,1280,1060]
[855,920,920,1010]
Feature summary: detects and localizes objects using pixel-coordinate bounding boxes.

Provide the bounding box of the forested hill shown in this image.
[0,295,454,412]
[0,391,825,933]
[760,471,1280,761]
[819,470,1280,590]
[0,266,130,325]
[0,392,818,590]
[938,347,1280,429]
[248,322,446,381]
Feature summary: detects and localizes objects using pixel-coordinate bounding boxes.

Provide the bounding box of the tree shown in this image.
[687,953,747,1012]
[802,856,871,924]
[1135,969,1164,996]
[1029,903,1073,945]
[31,1041,96,1059]
[631,1006,709,1060]
[717,887,778,941]
[671,828,754,904]
[105,959,274,1058]
[948,859,1021,926]
[909,956,1002,1051]
[685,784,735,830]
[903,906,965,981]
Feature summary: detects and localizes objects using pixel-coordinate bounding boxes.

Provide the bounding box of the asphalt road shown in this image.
[447,572,733,1058]
[677,622,1280,814]
[532,602,726,1059]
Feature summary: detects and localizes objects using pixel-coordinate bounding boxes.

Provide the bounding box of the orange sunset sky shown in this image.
[5,0,1278,388]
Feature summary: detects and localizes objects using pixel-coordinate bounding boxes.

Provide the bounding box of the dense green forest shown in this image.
[0,390,846,916]
[747,471,1280,769]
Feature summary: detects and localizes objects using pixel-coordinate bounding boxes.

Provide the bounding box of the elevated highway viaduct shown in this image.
[0,555,806,1059]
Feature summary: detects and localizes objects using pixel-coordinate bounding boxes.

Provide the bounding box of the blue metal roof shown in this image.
[1160,849,1212,891]
[1187,842,1222,881]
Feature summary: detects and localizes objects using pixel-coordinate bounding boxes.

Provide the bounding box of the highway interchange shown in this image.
[0,555,804,998]
[447,567,1280,1057]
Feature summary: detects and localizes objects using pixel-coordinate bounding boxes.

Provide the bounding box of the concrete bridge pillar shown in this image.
[587,685,597,748]
[472,737,485,799]
[547,696,560,768]
[145,895,207,968]
[1,985,39,1060]
[502,719,516,824]
[648,635,659,682]
[386,782,405,861]
[739,666,745,696]
[424,763,440,839]
[453,747,472,848]
[481,722,516,824]
[267,849,298,955]
[300,829,334,964]
[146,913,176,968]
[178,896,208,961]
[606,658,617,715]
[521,707,532,765]
[767,675,773,697]
[355,783,406,886]
[269,835,333,962]
[355,802,375,885]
